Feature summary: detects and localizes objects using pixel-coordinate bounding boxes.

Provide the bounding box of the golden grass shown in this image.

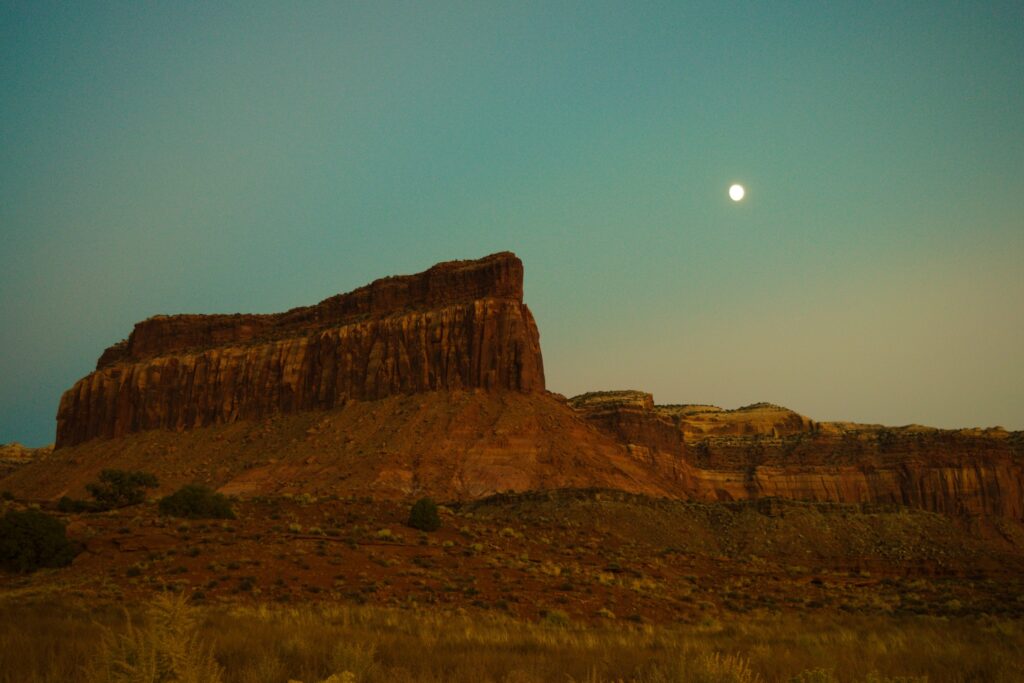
[0,596,1021,683]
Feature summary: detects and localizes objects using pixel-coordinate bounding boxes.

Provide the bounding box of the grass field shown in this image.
[2,491,1022,681]
[1,594,1022,683]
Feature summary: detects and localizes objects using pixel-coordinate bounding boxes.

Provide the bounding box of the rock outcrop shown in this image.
[571,391,1024,520]
[18,254,1023,519]
[568,391,686,459]
[0,443,52,480]
[56,253,544,448]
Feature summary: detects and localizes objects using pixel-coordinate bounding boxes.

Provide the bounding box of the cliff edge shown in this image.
[56,252,545,448]
[570,391,1024,519]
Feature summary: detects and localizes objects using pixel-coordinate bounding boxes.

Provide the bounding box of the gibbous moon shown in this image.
[729,184,745,201]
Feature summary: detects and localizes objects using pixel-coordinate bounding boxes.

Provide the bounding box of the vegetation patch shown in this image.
[0,509,80,573]
[159,485,235,519]
[87,469,159,509]
[407,498,441,532]
[58,469,160,512]
[1,597,1021,682]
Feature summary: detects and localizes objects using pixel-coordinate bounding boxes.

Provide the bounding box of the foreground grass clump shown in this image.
[159,485,235,519]
[1,597,1022,683]
[86,594,224,683]
[0,509,79,573]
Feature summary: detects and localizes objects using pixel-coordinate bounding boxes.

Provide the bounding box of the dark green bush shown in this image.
[57,496,95,513]
[158,485,235,519]
[408,497,441,532]
[0,509,80,573]
[86,469,159,509]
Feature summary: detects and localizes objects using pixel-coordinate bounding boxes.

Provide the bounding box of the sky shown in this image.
[2,1,1022,446]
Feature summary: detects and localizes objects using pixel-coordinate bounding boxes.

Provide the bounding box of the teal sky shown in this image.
[2,2,1022,446]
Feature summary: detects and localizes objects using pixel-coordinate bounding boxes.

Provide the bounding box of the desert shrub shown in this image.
[0,509,80,573]
[158,485,235,519]
[540,609,571,627]
[86,469,159,509]
[407,498,440,532]
[57,495,95,513]
[85,593,223,683]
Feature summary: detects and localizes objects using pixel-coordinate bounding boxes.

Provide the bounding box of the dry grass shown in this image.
[0,596,1021,683]
[85,593,223,682]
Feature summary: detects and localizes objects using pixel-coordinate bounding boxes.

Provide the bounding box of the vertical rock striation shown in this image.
[56,252,545,447]
[570,391,1024,520]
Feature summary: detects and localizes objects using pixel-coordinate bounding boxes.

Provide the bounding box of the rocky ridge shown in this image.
[56,252,544,448]
[6,254,1022,519]
[570,391,1024,519]
[0,443,52,480]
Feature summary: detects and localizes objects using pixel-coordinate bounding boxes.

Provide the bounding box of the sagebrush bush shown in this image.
[57,495,95,513]
[407,498,440,532]
[86,469,159,509]
[158,485,235,519]
[0,509,80,573]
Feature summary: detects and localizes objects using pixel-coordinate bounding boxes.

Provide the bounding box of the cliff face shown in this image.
[56,253,545,448]
[571,391,1024,520]
[36,254,1024,518]
[568,392,686,459]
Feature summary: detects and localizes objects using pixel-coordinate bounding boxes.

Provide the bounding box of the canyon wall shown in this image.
[56,253,544,448]
[570,391,1024,519]
[44,252,1024,518]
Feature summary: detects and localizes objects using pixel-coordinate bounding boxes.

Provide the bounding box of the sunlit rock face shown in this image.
[56,252,545,448]
[0,442,52,479]
[570,391,1024,520]
[47,253,1024,519]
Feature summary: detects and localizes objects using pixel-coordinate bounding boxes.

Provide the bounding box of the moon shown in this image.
[729,184,745,202]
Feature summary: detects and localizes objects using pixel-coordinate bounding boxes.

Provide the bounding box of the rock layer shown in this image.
[34,254,1024,520]
[0,443,52,480]
[571,391,1024,519]
[56,253,544,448]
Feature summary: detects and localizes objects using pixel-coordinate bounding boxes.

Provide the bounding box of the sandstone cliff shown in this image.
[13,254,1023,518]
[56,253,544,448]
[570,391,1024,520]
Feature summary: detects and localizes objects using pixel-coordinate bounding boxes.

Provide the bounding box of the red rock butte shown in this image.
[7,252,1019,517]
[56,252,544,448]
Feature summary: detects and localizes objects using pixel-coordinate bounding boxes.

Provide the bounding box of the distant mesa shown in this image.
[569,389,1024,519]
[2,253,1021,517]
[0,443,52,480]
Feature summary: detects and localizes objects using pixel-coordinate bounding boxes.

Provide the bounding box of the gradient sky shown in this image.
[2,2,1022,446]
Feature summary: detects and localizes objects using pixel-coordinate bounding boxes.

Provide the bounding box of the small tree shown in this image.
[0,509,80,573]
[86,469,159,509]
[158,485,235,519]
[407,497,441,532]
